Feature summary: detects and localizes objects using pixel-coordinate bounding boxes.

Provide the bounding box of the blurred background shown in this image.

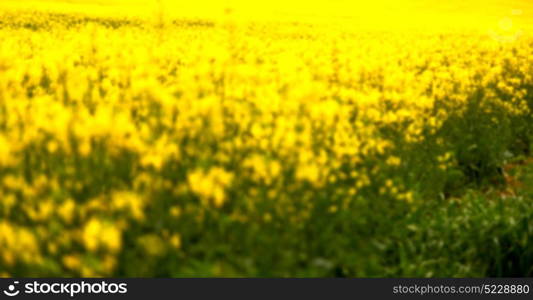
[1,0,532,31]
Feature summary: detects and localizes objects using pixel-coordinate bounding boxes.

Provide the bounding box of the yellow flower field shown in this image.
[0,0,532,277]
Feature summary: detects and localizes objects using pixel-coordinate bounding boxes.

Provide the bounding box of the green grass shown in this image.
[111,159,533,277]
[382,161,533,277]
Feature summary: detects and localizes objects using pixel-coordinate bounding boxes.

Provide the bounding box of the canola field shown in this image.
[0,0,532,277]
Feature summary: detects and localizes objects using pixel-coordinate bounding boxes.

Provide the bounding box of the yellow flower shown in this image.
[296,163,321,185]
[62,254,81,271]
[100,225,122,253]
[187,167,234,207]
[170,234,181,249]
[386,156,401,166]
[137,234,166,257]
[82,219,101,252]
[82,218,122,253]
[112,191,145,221]
[58,199,76,224]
